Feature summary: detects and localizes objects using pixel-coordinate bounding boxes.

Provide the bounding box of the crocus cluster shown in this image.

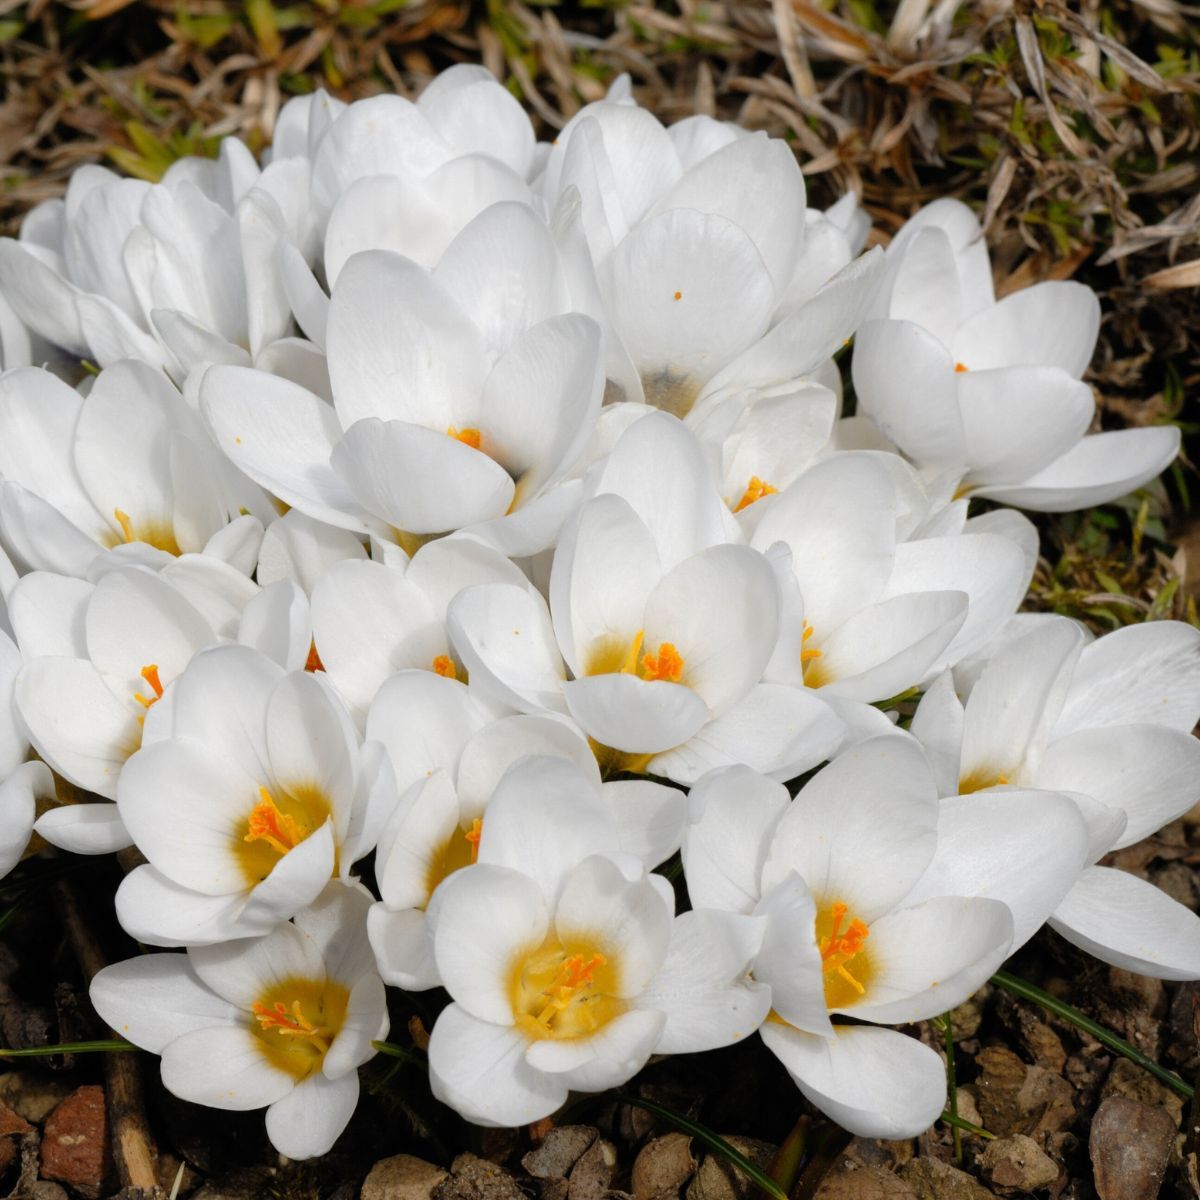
[0,66,1194,1157]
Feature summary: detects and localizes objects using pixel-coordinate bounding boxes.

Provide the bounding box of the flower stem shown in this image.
[992,969,1193,1100]
[940,1110,994,1140]
[610,1093,788,1200]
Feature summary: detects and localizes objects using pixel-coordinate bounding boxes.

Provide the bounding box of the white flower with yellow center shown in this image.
[309,535,528,722]
[683,737,1091,1136]
[0,361,268,580]
[202,203,604,559]
[364,679,685,988]
[749,453,1032,709]
[447,412,844,783]
[911,617,1200,980]
[113,644,397,946]
[538,94,882,418]
[425,786,768,1127]
[90,882,386,1160]
[852,198,1179,512]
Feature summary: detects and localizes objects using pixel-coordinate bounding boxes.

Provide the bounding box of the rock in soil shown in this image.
[813,1160,918,1199]
[1090,1095,1175,1200]
[362,1153,449,1200]
[685,1137,774,1200]
[523,1127,598,1179]
[631,1133,696,1200]
[898,1156,999,1199]
[0,1073,73,1124]
[569,1136,617,1200]
[977,1135,1058,1194]
[434,1154,526,1200]
[1100,1059,1185,1127]
[38,1084,113,1200]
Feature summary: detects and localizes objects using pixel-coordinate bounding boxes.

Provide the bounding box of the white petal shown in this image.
[563,673,707,756]
[265,1071,359,1159]
[34,800,132,856]
[161,1025,296,1111]
[524,1008,665,1091]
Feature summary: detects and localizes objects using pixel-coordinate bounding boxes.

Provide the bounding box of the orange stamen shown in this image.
[673,291,682,301]
[534,953,607,1026]
[954,362,969,373]
[640,642,684,683]
[819,902,869,996]
[464,817,483,864]
[251,999,330,1052]
[733,476,778,513]
[432,654,458,680]
[447,426,482,450]
[244,788,308,857]
[305,640,323,673]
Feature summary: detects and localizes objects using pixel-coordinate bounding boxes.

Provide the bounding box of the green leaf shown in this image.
[992,970,1193,1100]
[0,1040,136,1058]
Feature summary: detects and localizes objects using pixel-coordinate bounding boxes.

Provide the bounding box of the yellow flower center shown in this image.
[733,476,778,513]
[510,935,623,1041]
[958,769,1010,794]
[816,900,873,1009]
[235,785,333,884]
[422,818,483,905]
[111,508,181,556]
[587,630,685,684]
[249,976,349,1080]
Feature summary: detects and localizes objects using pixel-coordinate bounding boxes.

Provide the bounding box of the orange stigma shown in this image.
[954,362,969,373]
[618,630,685,683]
[447,426,482,450]
[251,999,331,1053]
[244,788,309,857]
[134,664,164,710]
[305,640,324,673]
[733,476,778,513]
[819,902,869,997]
[432,654,458,680]
[534,953,606,1027]
[464,817,483,864]
[673,290,682,301]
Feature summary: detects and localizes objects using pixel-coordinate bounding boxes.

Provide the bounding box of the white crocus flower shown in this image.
[90,882,386,1160]
[541,99,882,417]
[14,559,313,853]
[426,776,768,1127]
[852,199,1179,511]
[683,737,1089,1136]
[0,362,265,579]
[257,509,367,597]
[202,204,604,558]
[911,617,1200,979]
[750,453,1032,707]
[447,412,843,782]
[309,535,527,722]
[365,684,686,988]
[113,644,397,946]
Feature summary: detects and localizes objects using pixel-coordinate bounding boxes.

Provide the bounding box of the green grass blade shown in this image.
[992,969,1193,1100]
[0,1040,135,1057]
[611,1093,787,1200]
[940,1110,995,1140]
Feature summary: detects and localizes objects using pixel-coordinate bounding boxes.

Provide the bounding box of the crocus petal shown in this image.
[189,920,324,1010]
[970,427,1181,513]
[161,1025,296,1111]
[682,765,789,914]
[634,909,770,1052]
[524,1008,665,1091]
[603,780,687,870]
[902,790,1089,950]
[265,1071,359,1160]
[762,735,938,921]
[90,955,240,1054]
[429,1002,567,1128]
[563,674,708,756]
[34,800,133,856]
[431,864,549,1025]
[1050,867,1200,980]
[0,760,43,873]
[752,874,832,1037]
[760,1022,947,1139]
[367,905,440,990]
[115,865,249,947]
[1034,725,1200,850]
[846,895,1012,1023]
